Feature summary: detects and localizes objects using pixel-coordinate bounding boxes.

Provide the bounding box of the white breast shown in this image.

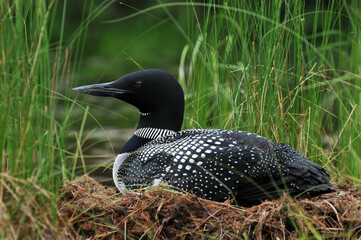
[113,153,129,193]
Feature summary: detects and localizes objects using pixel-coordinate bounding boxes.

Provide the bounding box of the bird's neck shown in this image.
[119,106,183,154]
[136,107,183,131]
[119,135,151,153]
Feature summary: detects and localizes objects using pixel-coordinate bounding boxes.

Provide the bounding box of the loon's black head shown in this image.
[73,69,185,132]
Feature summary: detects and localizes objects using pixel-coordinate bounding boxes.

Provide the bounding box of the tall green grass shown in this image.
[0,2,60,237]
[173,0,361,180]
[0,0,114,238]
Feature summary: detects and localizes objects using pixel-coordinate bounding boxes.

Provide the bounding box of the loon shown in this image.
[73,69,334,206]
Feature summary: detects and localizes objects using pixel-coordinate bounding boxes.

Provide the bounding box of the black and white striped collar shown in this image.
[134,127,176,139]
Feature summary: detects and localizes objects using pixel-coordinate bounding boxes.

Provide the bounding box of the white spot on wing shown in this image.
[152,178,162,187]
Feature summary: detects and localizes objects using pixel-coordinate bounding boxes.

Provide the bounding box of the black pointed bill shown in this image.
[73,82,131,97]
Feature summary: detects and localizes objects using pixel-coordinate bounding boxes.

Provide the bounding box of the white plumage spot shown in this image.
[152,178,162,187]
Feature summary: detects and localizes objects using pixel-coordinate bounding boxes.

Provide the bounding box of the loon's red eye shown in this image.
[135,81,143,88]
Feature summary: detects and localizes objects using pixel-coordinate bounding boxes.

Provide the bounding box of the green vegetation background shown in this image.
[1,0,360,238]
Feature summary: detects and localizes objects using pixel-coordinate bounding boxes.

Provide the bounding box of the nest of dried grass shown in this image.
[59,175,361,239]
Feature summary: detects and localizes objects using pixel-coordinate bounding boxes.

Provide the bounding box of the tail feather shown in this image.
[235,161,335,206]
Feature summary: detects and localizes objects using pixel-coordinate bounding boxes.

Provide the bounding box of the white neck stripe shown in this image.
[139,112,151,116]
[134,127,176,139]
